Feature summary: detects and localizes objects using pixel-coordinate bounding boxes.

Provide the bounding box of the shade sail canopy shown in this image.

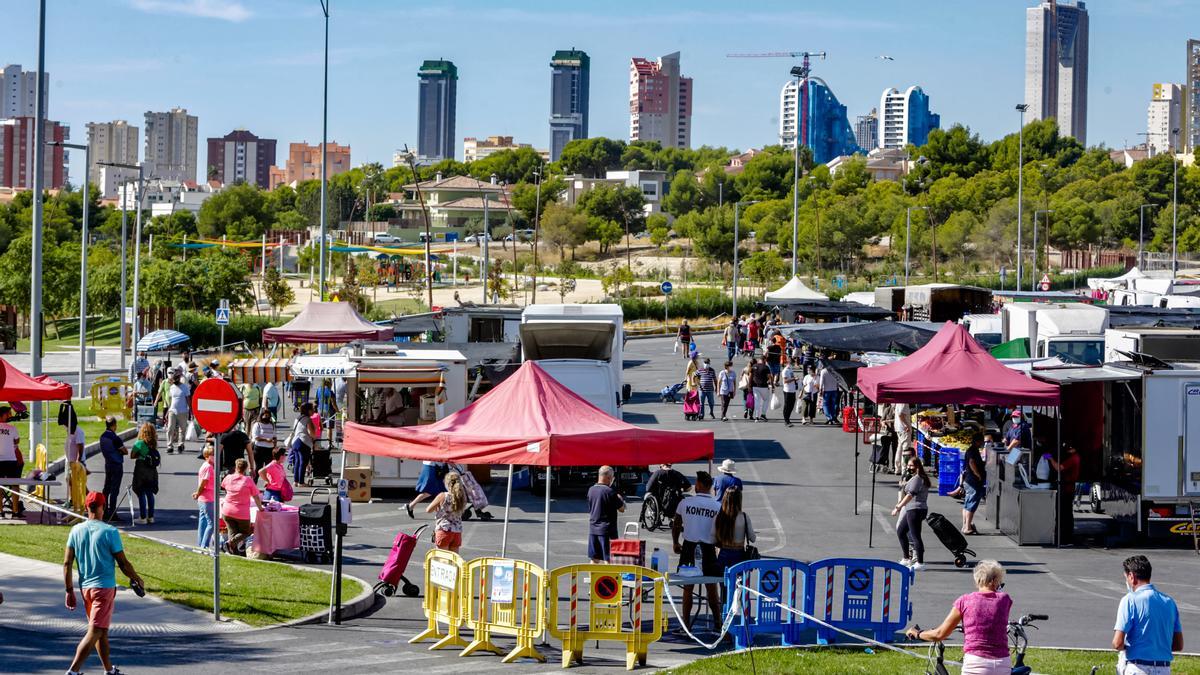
[790,321,937,354]
[343,361,714,466]
[262,302,394,344]
[0,358,71,400]
[764,276,829,302]
[855,322,1060,406]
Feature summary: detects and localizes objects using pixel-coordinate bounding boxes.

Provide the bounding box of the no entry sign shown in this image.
[191,377,242,434]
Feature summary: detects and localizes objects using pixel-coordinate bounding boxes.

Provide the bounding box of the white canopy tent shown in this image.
[764,276,829,302]
[1087,266,1146,291]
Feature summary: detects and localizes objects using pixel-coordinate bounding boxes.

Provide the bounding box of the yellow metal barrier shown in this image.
[411,548,468,650]
[91,378,132,420]
[461,557,547,663]
[32,444,47,499]
[547,564,666,670]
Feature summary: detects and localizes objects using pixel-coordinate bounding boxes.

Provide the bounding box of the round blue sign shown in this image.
[660,281,673,295]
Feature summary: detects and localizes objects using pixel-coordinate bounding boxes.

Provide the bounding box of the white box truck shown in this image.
[520,303,640,493]
[1001,303,1108,364]
[1106,327,1200,364]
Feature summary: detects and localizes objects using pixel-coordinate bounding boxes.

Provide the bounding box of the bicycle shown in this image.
[917,613,1048,675]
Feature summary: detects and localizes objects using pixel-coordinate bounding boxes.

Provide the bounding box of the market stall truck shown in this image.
[1105,327,1200,364]
[1135,365,1200,543]
[519,303,641,495]
[1000,302,1108,365]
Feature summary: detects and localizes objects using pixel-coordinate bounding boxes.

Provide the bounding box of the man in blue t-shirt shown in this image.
[713,459,743,502]
[585,466,625,563]
[98,416,127,521]
[64,491,143,675]
[1113,554,1183,674]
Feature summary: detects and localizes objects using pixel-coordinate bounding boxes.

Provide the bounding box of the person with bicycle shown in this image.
[906,559,1013,674]
[1113,555,1183,675]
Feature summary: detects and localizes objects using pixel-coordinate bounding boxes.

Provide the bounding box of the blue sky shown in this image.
[2,0,1192,183]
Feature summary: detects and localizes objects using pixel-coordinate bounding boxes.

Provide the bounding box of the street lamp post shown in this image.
[790,74,802,278]
[50,141,91,397]
[29,0,47,448]
[1172,128,1180,278]
[99,161,145,373]
[1138,204,1156,269]
[904,206,927,285]
[731,200,759,318]
[1033,209,1054,286]
[1015,104,1028,291]
[318,0,331,302]
[531,168,542,304]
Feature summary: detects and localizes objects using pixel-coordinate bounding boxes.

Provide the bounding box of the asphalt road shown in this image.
[5,333,1200,674]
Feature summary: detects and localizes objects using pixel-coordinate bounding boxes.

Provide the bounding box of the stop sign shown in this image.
[190,377,242,434]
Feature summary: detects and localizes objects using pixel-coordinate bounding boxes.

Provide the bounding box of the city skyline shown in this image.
[2,0,1195,185]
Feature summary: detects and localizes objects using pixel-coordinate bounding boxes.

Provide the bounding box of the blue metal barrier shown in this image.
[808,558,912,644]
[722,558,810,649]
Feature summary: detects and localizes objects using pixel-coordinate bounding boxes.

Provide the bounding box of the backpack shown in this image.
[280,477,295,502]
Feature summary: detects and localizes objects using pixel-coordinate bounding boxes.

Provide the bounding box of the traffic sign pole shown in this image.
[190,377,240,624]
[661,281,672,327]
[213,431,221,622]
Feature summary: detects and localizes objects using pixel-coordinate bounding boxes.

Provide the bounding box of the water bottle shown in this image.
[650,547,665,573]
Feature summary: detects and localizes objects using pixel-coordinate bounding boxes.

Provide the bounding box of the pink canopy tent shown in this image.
[856,322,1060,406]
[344,360,714,564]
[262,301,393,344]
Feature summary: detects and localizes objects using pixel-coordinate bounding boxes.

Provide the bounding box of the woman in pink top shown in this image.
[907,560,1013,674]
[257,447,289,502]
[220,458,264,556]
[191,444,217,547]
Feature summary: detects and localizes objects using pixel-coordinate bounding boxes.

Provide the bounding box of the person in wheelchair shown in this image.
[645,463,690,519]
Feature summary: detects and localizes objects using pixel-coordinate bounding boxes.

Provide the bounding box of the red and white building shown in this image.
[629,52,692,149]
[0,116,68,190]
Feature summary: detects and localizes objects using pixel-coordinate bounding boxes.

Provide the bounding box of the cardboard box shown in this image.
[343,466,373,503]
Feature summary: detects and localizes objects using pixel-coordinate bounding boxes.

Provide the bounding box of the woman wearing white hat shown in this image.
[714,459,743,501]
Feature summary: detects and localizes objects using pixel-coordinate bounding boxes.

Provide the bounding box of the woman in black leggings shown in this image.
[891,457,931,571]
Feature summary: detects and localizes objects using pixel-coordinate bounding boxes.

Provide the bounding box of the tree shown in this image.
[601,264,634,298]
[263,266,294,316]
[557,138,624,178]
[468,147,545,184]
[555,259,579,301]
[662,170,709,216]
[538,203,590,257]
[197,182,271,239]
[510,175,566,223]
[589,218,624,254]
[577,185,646,237]
[733,146,795,201]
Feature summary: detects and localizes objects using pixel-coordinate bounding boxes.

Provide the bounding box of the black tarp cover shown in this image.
[790,321,938,354]
[758,300,894,321]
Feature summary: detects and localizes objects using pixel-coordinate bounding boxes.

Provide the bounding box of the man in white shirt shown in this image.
[165,373,191,454]
[0,403,23,516]
[818,361,842,425]
[781,358,799,427]
[894,403,912,473]
[801,367,819,424]
[672,471,722,631]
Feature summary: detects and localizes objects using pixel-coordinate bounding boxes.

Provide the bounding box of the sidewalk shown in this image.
[0,552,251,637]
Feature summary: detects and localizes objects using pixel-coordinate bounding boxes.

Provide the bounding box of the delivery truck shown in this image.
[1001,302,1108,365]
[1106,327,1200,364]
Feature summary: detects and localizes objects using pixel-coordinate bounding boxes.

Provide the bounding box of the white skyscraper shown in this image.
[1147,83,1183,156]
[143,108,198,182]
[2,64,47,118]
[87,120,139,190]
[1024,0,1089,144]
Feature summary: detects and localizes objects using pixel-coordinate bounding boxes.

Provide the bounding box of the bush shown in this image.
[177,310,285,349]
[614,287,731,321]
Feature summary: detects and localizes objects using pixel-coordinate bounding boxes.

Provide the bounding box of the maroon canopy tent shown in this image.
[0,358,72,401]
[856,322,1060,406]
[344,360,714,563]
[262,301,393,344]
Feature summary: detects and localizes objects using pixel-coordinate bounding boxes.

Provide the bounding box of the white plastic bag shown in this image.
[185,419,199,442]
[1035,454,1051,481]
[673,340,679,354]
[769,390,781,411]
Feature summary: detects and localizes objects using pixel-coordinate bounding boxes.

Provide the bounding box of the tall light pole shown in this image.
[1171,128,1180,278]
[29,0,47,449]
[904,206,927,285]
[50,141,91,397]
[531,167,542,304]
[1015,103,1028,291]
[100,161,145,373]
[318,0,331,302]
[1033,209,1054,286]
[731,200,759,318]
[790,72,802,278]
[1138,203,1156,269]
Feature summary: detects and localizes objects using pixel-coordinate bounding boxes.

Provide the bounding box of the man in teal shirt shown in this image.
[1113,555,1184,674]
[64,491,143,675]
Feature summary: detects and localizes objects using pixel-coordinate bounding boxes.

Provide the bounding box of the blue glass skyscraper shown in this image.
[779,78,862,164]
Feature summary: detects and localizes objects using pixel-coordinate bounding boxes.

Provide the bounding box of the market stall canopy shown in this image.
[0,358,71,400]
[764,276,829,302]
[136,329,189,352]
[1088,266,1146,291]
[856,322,1060,406]
[262,302,394,344]
[228,358,293,385]
[842,291,876,306]
[758,299,893,321]
[790,321,937,354]
[343,361,714,466]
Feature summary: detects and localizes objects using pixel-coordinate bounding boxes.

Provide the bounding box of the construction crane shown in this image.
[727,51,826,147]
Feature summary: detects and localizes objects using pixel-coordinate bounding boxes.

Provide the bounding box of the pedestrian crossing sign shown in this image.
[215,307,231,325]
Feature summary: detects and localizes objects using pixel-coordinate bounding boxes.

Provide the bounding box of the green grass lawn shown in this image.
[663,645,1200,674]
[371,297,427,316]
[25,398,138,464]
[0,525,364,627]
[17,316,123,352]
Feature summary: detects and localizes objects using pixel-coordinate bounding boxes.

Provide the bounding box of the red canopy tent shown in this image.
[344,360,714,564]
[856,322,1060,406]
[262,301,394,344]
[0,357,72,401]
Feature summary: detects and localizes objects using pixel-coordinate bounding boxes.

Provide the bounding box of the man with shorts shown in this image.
[586,466,625,562]
[672,471,722,631]
[0,402,24,517]
[64,491,143,675]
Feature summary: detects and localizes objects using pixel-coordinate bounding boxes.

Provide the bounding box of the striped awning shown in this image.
[229,358,294,385]
[356,366,445,386]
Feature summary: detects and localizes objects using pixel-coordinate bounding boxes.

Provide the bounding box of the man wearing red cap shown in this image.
[63,491,143,675]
